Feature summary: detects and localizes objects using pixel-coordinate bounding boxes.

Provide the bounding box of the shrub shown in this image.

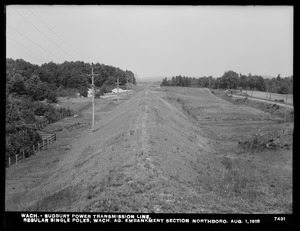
[43,107,59,121]
[33,102,49,116]
[56,88,78,97]
[277,84,289,94]
[44,89,58,103]
[78,86,88,97]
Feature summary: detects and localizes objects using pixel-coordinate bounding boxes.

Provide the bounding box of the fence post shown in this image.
[15,154,18,165]
[284,105,288,123]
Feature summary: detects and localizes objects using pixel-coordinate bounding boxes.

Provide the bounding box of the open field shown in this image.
[5,84,292,213]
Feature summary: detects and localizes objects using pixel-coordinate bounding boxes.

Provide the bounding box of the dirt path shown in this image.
[231,93,294,109]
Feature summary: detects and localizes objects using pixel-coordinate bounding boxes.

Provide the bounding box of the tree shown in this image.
[161,77,169,86]
[222,70,239,89]
[277,83,289,94]
[7,73,27,95]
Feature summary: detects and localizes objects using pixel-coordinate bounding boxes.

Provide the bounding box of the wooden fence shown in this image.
[34,111,73,130]
[6,111,72,168]
[6,132,56,168]
[6,104,91,168]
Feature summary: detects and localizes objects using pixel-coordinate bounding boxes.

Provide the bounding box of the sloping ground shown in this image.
[164,87,268,121]
[18,88,222,212]
[160,87,293,213]
[6,86,292,213]
[212,89,294,122]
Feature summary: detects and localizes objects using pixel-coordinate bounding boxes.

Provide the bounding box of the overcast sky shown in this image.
[6,5,293,79]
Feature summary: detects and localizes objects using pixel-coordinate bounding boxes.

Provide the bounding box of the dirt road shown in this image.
[5,84,292,213]
[231,94,294,109]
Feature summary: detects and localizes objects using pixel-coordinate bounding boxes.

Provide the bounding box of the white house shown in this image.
[111,88,129,93]
[87,88,93,97]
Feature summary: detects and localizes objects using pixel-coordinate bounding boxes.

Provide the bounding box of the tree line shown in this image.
[6,58,136,160]
[161,70,293,94]
[6,58,136,99]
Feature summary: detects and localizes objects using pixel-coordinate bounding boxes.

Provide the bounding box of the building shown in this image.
[87,88,93,97]
[111,88,130,93]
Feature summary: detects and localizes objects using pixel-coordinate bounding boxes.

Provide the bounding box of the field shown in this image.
[5,84,293,213]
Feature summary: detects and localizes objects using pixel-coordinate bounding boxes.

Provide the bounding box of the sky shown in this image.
[6,5,293,79]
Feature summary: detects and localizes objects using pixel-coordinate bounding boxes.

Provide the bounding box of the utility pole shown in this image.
[88,63,99,131]
[117,78,119,103]
[132,75,134,90]
[126,74,129,97]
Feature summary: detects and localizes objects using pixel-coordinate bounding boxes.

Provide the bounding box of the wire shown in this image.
[7,42,43,64]
[25,6,84,60]
[11,7,77,60]
[7,24,61,61]
[7,35,48,62]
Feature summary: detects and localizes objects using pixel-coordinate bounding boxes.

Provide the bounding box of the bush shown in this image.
[56,88,78,97]
[277,84,289,94]
[33,102,49,116]
[95,85,108,98]
[78,86,88,97]
[44,89,58,103]
[43,107,59,121]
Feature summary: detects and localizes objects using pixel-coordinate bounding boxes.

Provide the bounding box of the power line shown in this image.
[11,7,77,60]
[7,35,48,62]
[25,6,84,60]
[7,24,62,61]
[7,42,43,64]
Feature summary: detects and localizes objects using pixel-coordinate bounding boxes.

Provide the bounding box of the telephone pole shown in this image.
[88,63,99,131]
[132,75,134,90]
[126,74,129,97]
[117,78,119,103]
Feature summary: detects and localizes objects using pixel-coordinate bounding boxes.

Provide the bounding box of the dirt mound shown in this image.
[238,127,293,152]
[20,88,226,212]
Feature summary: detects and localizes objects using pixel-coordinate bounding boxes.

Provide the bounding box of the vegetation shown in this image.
[161,71,293,94]
[6,58,136,161]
